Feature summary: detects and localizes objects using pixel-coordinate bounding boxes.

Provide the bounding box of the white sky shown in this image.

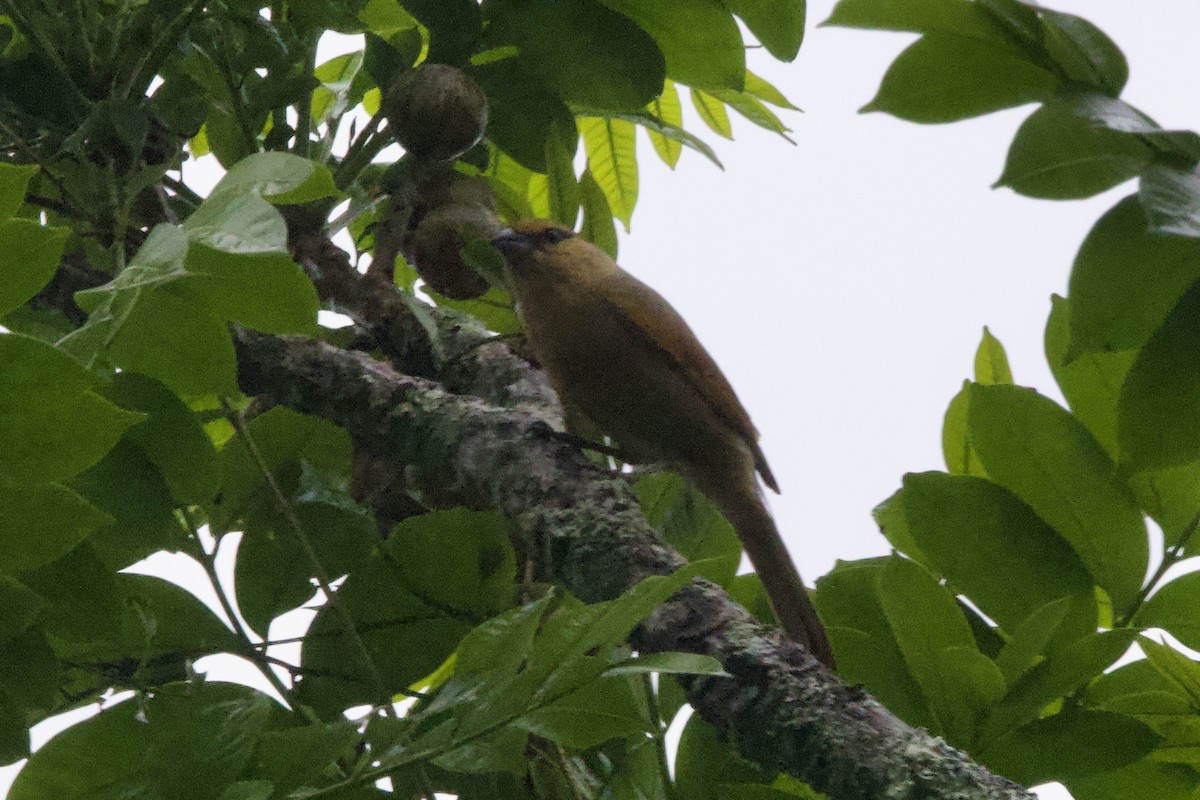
[5,2,1197,797]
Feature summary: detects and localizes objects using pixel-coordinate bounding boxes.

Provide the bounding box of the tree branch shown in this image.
[230,326,1033,800]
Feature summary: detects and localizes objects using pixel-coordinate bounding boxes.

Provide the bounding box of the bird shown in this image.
[491,219,835,668]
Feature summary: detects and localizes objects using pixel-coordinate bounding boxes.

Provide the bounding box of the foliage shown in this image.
[811,1,1200,797]
[1,0,1198,799]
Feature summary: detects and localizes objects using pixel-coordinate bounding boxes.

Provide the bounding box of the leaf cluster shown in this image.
[813,1,1200,796]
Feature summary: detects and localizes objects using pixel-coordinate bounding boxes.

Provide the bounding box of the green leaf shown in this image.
[206,151,341,207]
[983,630,1138,740]
[115,573,240,660]
[0,577,43,641]
[824,0,999,39]
[0,218,69,317]
[604,652,729,677]
[708,88,792,138]
[877,556,1004,746]
[897,472,1095,642]
[483,0,666,112]
[814,558,937,731]
[1044,294,1132,457]
[745,70,800,110]
[0,334,144,485]
[966,384,1147,612]
[646,81,684,168]
[579,169,618,259]
[996,101,1149,200]
[974,327,1013,384]
[0,163,37,217]
[722,0,805,61]
[1140,163,1200,238]
[1066,760,1199,800]
[979,707,1159,786]
[1039,9,1128,96]
[183,243,319,335]
[472,60,575,173]
[517,676,648,749]
[1066,195,1200,360]
[1135,573,1200,652]
[384,508,517,616]
[1119,277,1200,471]
[599,0,743,90]
[1141,638,1200,707]
[941,382,987,477]
[397,0,482,65]
[104,372,220,505]
[19,683,276,800]
[862,33,1056,123]
[676,713,770,800]
[581,117,638,231]
[544,125,580,227]
[635,472,742,588]
[690,90,732,139]
[993,598,1075,684]
[209,406,351,531]
[17,544,123,658]
[185,190,289,253]
[68,440,184,571]
[250,722,361,796]
[616,109,723,168]
[298,554,477,718]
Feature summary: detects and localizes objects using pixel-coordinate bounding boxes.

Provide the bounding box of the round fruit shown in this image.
[406,204,500,299]
[383,64,489,161]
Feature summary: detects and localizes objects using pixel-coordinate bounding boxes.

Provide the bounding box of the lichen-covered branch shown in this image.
[231,326,1034,800]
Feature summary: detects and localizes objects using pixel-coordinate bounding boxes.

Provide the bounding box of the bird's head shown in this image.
[491,220,617,283]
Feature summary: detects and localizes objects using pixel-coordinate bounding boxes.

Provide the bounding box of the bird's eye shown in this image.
[542,227,575,244]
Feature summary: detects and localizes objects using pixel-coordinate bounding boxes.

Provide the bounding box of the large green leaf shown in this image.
[1066,760,1199,800]
[877,555,1004,746]
[983,630,1138,740]
[1038,9,1128,96]
[483,0,666,112]
[966,384,1147,612]
[0,334,144,486]
[722,0,805,61]
[10,683,279,800]
[385,508,517,616]
[997,100,1149,200]
[581,117,639,230]
[862,33,1056,123]
[0,482,111,574]
[1066,196,1200,360]
[0,163,38,217]
[472,60,576,173]
[897,472,1095,641]
[104,372,220,505]
[0,218,69,318]
[646,80,684,168]
[979,707,1159,786]
[813,558,938,731]
[1118,277,1200,471]
[824,0,999,39]
[599,0,744,91]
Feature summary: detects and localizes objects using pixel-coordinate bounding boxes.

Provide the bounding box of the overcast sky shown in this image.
[5,2,1198,797]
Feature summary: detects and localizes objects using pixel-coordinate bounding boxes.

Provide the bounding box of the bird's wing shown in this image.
[600,273,780,492]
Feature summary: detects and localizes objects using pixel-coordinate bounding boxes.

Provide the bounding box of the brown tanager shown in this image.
[492,220,835,668]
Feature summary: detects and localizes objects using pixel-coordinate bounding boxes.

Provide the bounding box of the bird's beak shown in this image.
[491,228,530,257]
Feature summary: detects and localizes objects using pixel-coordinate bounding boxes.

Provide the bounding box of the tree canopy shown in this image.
[1,1,1199,799]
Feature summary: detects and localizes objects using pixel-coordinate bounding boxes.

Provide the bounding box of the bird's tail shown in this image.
[713,483,836,668]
